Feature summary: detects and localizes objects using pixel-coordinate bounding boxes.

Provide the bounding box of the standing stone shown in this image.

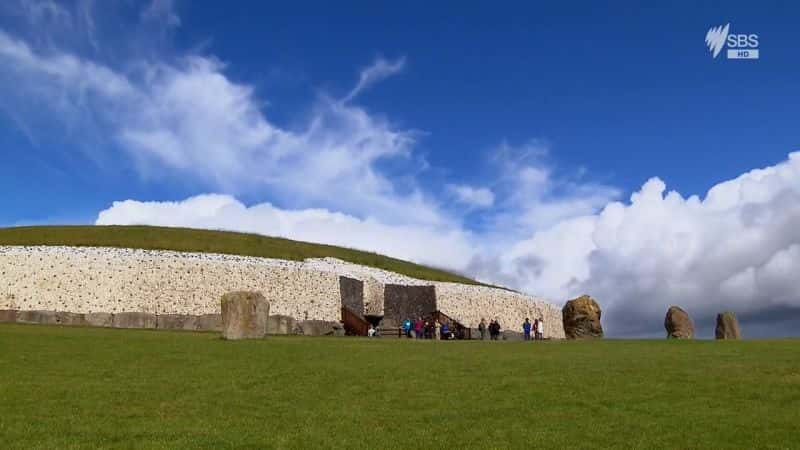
[715,312,742,340]
[664,306,694,339]
[221,291,269,340]
[562,295,604,339]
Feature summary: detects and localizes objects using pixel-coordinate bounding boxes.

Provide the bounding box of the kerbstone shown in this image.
[85,312,113,327]
[0,309,17,323]
[17,310,59,325]
[113,312,157,329]
[157,314,198,331]
[267,314,297,335]
[56,311,86,326]
[221,291,269,340]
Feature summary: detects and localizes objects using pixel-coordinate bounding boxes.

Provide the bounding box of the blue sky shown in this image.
[1,1,799,336]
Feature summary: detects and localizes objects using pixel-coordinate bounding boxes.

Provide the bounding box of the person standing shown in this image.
[523,318,532,341]
[402,318,412,338]
[414,317,424,339]
[533,319,540,341]
[537,317,545,340]
[478,318,487,340]
[434,320,442,340]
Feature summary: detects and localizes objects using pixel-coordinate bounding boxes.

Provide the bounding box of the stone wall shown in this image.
[0,247,566,338]
[434,282,565,339]
[0,246,341,322]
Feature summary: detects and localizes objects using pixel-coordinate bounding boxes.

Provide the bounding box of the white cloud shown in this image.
[448,184,495,208]
[342,56,406,103]
[0,30,444,227]
[141,0,181,28]
[479,153,800,336]
[96,194,476,270]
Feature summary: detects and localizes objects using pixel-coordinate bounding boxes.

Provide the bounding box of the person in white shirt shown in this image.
[367,325,376,337]
[536,317,545,340]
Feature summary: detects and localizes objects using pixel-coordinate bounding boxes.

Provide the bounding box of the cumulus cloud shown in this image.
[448,184,495,208]
[96,194,476,270]
[480,153,800,337]
[342,56,406,103]
[5,2,800,338]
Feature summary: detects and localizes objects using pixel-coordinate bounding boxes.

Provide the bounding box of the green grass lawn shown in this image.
[0,225,481,285]
[1,324,798,449]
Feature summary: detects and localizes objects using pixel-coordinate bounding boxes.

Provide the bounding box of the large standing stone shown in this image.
[664,306,694,339]
[562,295,604,339]
[221,291,269,340]
[715,312,742,340]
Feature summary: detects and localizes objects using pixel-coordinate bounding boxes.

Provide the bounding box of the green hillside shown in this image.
[0,225,481,285]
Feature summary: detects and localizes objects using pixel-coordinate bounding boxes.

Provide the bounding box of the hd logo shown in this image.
[705,23,759,60]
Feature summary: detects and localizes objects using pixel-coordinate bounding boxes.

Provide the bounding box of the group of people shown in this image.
[522,317,546,341]
[401,317,456,340]
[478,318,503,340]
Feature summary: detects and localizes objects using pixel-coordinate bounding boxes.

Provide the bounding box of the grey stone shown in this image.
[157,314,198,331]
[195,314,222,332]
[339,276,365,316]
[112,312,157,329]
[0,309,17,323]
[17,310,59,325]
[221,291,269,340]
[715,312,742,340]
[296,320,345,336]
[383,284,437,326]
[55,311,86,326]
[562,295,604,339]
[267,315,297,335]
[664,306,694,339]
[85,312,113,327]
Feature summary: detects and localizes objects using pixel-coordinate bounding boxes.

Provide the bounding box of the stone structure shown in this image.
[339,277,364,316]
[221,291,270,340]
[0,246,566,339]
[715,312,741,340]
[383,285,437,326]
[562,295,604,339]
[664,306,694,339]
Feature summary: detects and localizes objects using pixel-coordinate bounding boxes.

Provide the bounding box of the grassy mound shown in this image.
[0,225,480,285]
[1,324,798,448]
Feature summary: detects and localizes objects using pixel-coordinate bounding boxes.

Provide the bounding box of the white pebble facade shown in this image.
[0,246,565,338]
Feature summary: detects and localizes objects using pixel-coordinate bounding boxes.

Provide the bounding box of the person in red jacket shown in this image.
[414,317,424,339]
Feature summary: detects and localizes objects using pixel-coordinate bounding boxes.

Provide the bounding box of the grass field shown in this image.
[0,225,481,285]
[1,324,798,449]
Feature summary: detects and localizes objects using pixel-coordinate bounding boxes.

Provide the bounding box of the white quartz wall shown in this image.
[0,246,341,321]
[0,247,565,338]
[434,282,565,339]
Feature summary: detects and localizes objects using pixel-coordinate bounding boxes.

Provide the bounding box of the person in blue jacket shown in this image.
[402,318,412,338]
[523,318,532,341]
[441,322,450,340]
